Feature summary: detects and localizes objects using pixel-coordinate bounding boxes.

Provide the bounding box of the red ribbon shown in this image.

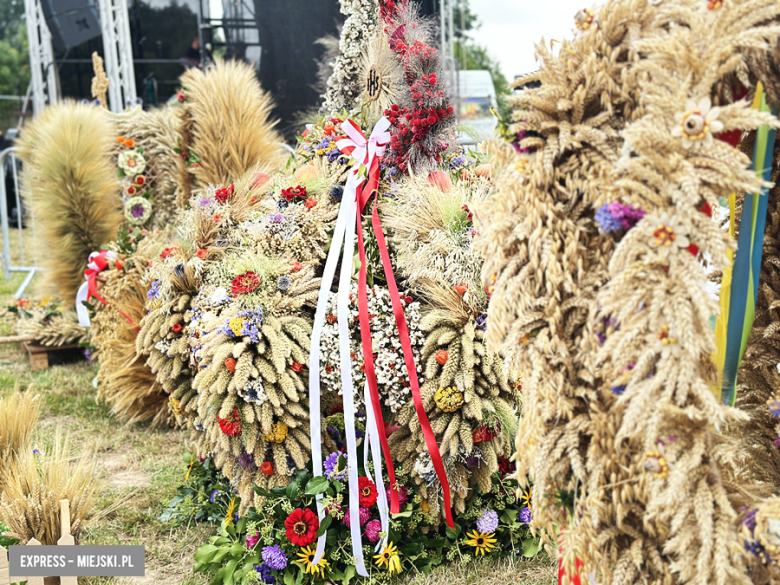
[343,120,455,528]
[83,251,137,328]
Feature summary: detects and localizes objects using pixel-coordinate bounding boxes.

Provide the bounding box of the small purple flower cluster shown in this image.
[218,309,264,344]
[476,509,499,533]
[595,202,646,234]
[147,279,162,300]
[323,451,348,481]
[519,507,532,524]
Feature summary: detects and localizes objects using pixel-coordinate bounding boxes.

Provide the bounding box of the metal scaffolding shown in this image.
[24,0,58,116]
[97,0,137,112]
[439,0,458,115]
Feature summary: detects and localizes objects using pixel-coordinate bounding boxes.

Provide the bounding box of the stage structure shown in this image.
[24,0,59,116]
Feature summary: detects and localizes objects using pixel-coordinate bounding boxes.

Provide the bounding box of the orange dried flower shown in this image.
[435,350,448,365]
[225,358,237,373]
[455,282,468,296]
[261,461,274,477]
[124,138,136,148]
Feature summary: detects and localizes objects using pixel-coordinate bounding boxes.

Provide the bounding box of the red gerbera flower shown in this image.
[281,185,307,202]
[218,407,242,437]
[231,271,262,295]
[284,508,319,546]
[358,477,378,508]
[215,184,235,205]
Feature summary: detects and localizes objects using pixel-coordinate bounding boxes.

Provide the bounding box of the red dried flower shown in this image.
[252,172,270,188]
[281,185,307,202]
[435,350,448,365]
[284,508,319,546]
[196,249,208,260]
[290,261,303,273]
[212,213,221,222]
[326,314,337,324]
[214,184,234,205]
[218,407,242,437]
[225,358,236,373]
[171,323,183,333]
[160,247,179,259]
[290,361,303,373]
[498,456,513,478]
[135,175,146,185]
[304,198,318,210]
[261,461,274,477]
[358,477,378,507]
[404,295,413,305]
[455,282,468,296]
[231,271,262,295]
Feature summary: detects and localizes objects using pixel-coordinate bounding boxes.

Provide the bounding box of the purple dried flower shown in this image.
[595,204,622,233]
[324,452,347,481]
[238,451,257,472]
[476,509,499,533]
[261,545,288,570]
[519,507,532,524]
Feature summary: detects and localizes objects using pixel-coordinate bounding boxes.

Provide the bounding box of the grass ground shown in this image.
[0,228,556,585]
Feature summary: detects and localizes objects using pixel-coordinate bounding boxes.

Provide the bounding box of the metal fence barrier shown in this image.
[0,146,38,298]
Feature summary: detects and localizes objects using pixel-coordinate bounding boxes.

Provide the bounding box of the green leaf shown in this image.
[254,485,271,498]
[223,559,238,585]
[212,547,232,564]
[283,571,295,585]
[304,476,329,496]
[286,480,299,501]
[445,527,458,540]
[229,543,244,558]
[194,544,219,564]
[236,517,246,535]
[522,537,541,558]
[315,513,332,537]
[333,480,343,494]
[343,565,356,585]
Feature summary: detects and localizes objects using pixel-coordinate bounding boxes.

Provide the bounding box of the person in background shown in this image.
[182,36,201,69]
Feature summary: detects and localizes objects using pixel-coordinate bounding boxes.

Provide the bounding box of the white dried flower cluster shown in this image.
[321,0,379,113]
[238,378,268,405]
[154,339,172,354]
[319,283,424,412]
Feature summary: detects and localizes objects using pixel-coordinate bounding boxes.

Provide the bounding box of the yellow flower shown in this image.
[420,500,429,514]
[261,421,288,443]
[184,454,195,481]
[229,316,246,336]
[434,386,464,412]
[522,486,533,509]
[38,296,53,307]
[224,496,237,525]
[297,546,330,579]
[374,542,401,574]
[464,531,497,556]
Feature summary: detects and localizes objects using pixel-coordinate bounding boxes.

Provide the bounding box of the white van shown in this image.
[456,70,498,145]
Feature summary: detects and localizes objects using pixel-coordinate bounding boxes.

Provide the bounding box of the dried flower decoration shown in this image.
[671,97,723,148]
[643,452,668,479]
[123,196,152,226]
[117,150,146,176]
[231,271,262,295]
[281,185,307,202]
[261,421,288,443]
[574,8,594,30]
[434,386,465,412]
[767,393,780,418]
[707,0,722,8]
[645,213,691,258]
[214,184,234,205]
[218,407,242,437]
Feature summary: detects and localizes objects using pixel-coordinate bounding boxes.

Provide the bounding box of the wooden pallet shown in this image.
[21,342,80,371]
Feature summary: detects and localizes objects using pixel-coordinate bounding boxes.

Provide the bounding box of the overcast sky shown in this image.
[467,0,590,80]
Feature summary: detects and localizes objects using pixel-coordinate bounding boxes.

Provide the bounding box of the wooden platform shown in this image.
[21,342,80,371]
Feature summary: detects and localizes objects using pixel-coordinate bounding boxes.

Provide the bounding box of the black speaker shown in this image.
[40,0,101,52]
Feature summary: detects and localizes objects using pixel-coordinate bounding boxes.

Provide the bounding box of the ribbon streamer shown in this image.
[308,119,395,573]
[339,118,456,529]
[76,250,135,328]
[717,82,777,405]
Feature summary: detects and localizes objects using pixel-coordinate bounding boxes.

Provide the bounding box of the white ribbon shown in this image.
[307,118,391,574]
[75,250,116,327]
[364,380,390,552]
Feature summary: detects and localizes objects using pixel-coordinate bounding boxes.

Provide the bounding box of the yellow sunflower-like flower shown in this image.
[464,530,497,556]
[297,546,330,579]
[374,542,402,574]
[224,496,237,525]
[169,395,185,417]
[522,486,532,509]
[261,421,289,443]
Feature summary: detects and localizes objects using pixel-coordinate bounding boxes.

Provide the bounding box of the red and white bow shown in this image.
[76,250,120,327]
[335,118,391,198]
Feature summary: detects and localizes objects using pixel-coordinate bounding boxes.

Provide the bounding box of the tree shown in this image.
[452,0,509,96]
